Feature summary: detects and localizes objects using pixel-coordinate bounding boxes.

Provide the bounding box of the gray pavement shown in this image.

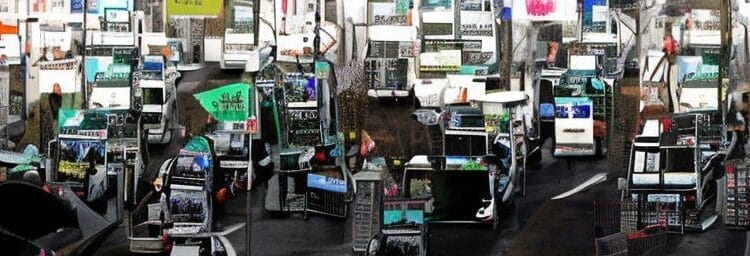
[93,64,750,256]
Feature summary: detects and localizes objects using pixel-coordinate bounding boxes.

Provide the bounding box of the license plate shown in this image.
[220,161,248,169]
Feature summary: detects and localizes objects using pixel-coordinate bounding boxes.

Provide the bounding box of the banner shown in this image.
[307,173,347,193]
[369,0,410,26]
[419,50,462,71]
[166,0,222,16]
[193,83,250,122]
[512,0,577,22]
[582,0,608,34]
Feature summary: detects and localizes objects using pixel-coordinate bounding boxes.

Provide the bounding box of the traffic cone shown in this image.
[458,87,468,103]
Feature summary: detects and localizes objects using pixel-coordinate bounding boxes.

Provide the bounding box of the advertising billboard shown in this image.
[166,0,222,16]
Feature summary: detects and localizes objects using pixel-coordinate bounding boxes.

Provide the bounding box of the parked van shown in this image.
[140,55,179,144]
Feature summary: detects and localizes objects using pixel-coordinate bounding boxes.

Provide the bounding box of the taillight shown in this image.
[661,117,671,132]
[686,194,697,202]
[162,232,172,252]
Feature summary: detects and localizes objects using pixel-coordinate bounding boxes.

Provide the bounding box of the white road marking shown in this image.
[551,173,607,200]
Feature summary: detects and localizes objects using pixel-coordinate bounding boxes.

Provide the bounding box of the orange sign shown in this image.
[0,22,18,35]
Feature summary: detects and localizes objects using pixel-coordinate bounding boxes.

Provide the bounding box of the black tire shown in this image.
[526,140,543,169]
[595,138,604,158]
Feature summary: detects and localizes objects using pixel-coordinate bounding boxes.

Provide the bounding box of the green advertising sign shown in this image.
[166,0,223,16]
[193,83,251,122]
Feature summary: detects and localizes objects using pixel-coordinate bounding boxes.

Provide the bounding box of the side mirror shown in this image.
[412,109,442,126]
[617,177,628,191]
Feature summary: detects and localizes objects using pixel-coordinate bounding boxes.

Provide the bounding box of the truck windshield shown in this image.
[143,88,164,105]
[444,134,487,156]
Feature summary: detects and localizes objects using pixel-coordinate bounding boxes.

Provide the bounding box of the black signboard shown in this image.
[424,40,482,52]
[287,107,321,146]
[369,41,386,58]
[365,58,409,90]
[423,23,453,36]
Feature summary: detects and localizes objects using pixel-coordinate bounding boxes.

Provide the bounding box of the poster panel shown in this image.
[283,75,316,104]
[71,0,84,13]
[582,0,608,34]
[511,0,577,22]
[287,107,321,146]
[57,139,107,201]
[169,190,208,223]
[39,61,79,93]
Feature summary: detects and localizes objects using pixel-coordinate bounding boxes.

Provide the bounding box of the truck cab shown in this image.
[552,55,612,157]
[624,113,722,232]
[365,26,419,100]
[140,55,179,144]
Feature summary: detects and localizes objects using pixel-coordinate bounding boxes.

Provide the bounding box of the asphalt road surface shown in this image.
[94,64,749,255]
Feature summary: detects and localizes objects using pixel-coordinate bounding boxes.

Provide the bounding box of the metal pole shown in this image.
[251,130,253,256]
[500,3,512,89]
[246,0,261,254]
[720,0,729,118]
[82,0,87,109]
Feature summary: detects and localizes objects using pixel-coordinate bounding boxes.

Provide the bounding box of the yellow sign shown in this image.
[166,0,222,16]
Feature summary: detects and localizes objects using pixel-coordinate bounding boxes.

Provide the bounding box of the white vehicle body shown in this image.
[365,25,419,99]
[141,55,179,144]
[221,32,255,70]
[414,75,522,109]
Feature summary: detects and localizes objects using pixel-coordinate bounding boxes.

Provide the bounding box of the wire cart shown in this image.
[352,170,383,252]
[367,197,429,256]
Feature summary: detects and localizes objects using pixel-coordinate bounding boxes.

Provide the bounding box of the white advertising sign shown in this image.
[40,69,78,93]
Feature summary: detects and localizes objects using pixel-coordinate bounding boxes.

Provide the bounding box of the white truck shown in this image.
[140,55,179,144]
[365,26,419,100]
